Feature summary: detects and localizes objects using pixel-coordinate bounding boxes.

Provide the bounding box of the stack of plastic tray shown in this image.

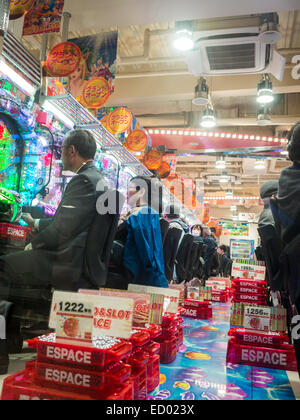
[126,329,151,400]
[181,299,213,320]
[231,278,268,305]
[1,333,134,400]
[153,315,179,365]
[211,290,229,303]
[226,327,298,371]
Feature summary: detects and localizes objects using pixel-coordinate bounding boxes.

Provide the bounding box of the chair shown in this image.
[163,228,182,282]
[175,234,194,283]
[193,242,204,279]
[160,218,169,247]
[187,242,200,282]
[258,224,284,292]
[83,190,125,289]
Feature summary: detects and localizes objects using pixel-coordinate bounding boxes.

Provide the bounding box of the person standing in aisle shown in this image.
[217,245,232,277]
[201,226,218,279]
[258,180,279,228]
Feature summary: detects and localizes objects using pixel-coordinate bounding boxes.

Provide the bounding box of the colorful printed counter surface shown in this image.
[149,303,296,401]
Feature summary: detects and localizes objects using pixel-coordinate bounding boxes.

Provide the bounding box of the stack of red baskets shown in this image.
[231,278,268,305]
[1,333,134,400]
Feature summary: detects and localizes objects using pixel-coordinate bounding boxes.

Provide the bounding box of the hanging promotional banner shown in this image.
[82,77,111,109]
[10,0,34,20]
[67,32,118,107]
[46,42,82,78]
[23,0,64,36]
[107,107,132,133]
[144,150,163,170]
[125,129,148,152]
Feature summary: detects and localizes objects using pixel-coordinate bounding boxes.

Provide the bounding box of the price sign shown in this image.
[206,280,226,291]
[128,284,180,314]
[244,305,271,332]
[80,289,151,329]
[93,296,134,339]
[50,291,134,341]
[187,287,200,300]
[50,291,94,344]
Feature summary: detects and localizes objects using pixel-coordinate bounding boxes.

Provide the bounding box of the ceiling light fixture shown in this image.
[226,190,233,199]
[219,173,230,184]
[192,77,209,106]
[174,21,194,51]
[257,105,271,126]
[257,74,274,105]
[216,157,226,169]
[254,160,266,170]
[201,106,217,128]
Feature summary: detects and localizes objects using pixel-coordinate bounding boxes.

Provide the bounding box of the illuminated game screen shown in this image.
[0,114,22,193]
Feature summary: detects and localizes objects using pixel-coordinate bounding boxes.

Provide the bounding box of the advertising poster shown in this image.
[222,221,249,237]
[67,32,118,107]
[230,239,255,260]
[23,0,65,36]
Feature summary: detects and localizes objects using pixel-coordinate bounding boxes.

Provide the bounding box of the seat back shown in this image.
[84,190,125,289]
[163,227,182,282]
[193,242,204,279]
[258,224,284,291]
[160,218,169,247]
[176,234,194,283]
[187,242,200,281]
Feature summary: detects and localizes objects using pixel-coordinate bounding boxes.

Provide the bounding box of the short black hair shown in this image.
[287,122,300,162]
[218,245,227,253]
[165,204,181,220]
[64,129,97,160]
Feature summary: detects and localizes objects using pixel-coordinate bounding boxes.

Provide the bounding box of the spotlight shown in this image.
[254,160,266,170]
[174,21,194,51]
[216,157,226,169]
[192,77,209,106]
[219,173,230,184]
[226,190,233,199]
[258,13,282,44]
[201,106,217,128]
[257,74,274,105]
[257,106,271,126]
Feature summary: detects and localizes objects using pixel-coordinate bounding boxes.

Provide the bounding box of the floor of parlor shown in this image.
[0,302,299,401]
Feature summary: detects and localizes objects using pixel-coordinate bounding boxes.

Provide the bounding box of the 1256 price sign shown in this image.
[244,305,271,332]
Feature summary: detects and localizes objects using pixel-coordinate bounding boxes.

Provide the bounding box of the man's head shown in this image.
[260,180,279,205]
[217,245,227,255]
[165,204,182,220]
[62,129,97,172]
[287,122,300,162]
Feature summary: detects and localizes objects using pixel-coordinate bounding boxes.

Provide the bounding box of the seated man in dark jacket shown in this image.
[0,129,106,371]
[217,245,232,277]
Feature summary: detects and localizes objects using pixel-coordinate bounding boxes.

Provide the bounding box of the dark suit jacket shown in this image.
[1,162,106,291]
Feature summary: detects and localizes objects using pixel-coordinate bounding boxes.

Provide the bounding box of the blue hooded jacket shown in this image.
[123,207,168,288]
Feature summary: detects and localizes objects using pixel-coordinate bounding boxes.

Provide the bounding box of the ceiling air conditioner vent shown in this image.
[187,26,285,81]
[206,43,256,71]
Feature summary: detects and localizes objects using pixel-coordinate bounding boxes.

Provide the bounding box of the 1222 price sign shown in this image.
[244,306,271,332]
[50,291,94,344]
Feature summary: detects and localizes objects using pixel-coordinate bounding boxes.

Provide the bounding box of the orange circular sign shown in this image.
[83,77,111,109]
[107,108,132,133]
[46,42,82,78]
[157,162,171,179]
[125,129,148,152]
[10,0,33,20]
[144,150,163,170]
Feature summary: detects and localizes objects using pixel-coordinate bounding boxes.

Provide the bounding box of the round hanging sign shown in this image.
[107,107,132,133]
[125,129,148,152]
[82,77,111,109]
[46,42,82,78]
[157,161,171,179]
[144,150,163,170]
[10,0,34,20]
